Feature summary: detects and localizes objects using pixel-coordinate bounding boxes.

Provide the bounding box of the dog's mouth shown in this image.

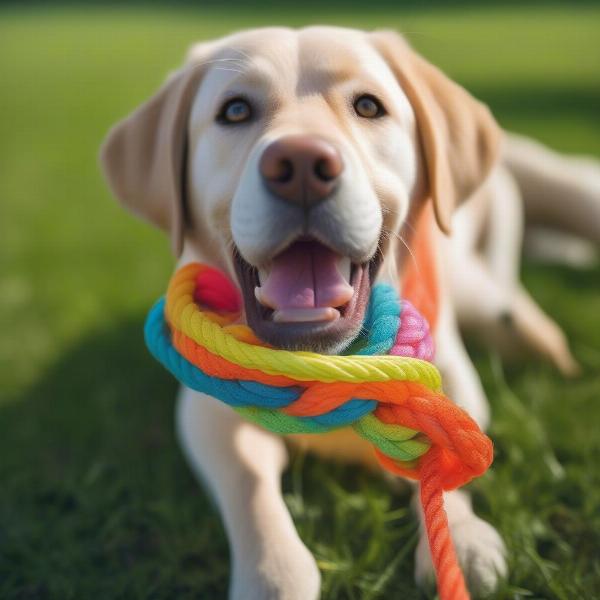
[234,238,382,352]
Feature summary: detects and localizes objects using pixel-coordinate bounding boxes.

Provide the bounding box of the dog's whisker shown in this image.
[402,220,416,235]
[189,57,248,72]
[224,47,262,72]
[203,57,247,64]
[383,227,421,276]
[227,47,254,62]
[212,67,247,75]
[399,234,420,275]
[206,59,248,69]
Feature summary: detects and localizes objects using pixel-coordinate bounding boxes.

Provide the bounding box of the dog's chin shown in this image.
[234,242,382,354]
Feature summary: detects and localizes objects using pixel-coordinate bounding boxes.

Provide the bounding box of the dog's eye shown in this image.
[218,98,252,124]
[354,94,385,119]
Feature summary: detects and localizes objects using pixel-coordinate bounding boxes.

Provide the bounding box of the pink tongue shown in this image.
[256,242,353,313]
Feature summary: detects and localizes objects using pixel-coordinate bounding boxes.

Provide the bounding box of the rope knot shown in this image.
[144,262,494,600]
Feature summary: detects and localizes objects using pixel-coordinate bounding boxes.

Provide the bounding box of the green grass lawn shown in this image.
[1,3,599,599]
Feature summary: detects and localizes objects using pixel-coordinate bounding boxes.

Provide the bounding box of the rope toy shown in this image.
[145,262,494,600]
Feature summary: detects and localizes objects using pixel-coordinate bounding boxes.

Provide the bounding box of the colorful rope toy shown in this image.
[145,262,494,600]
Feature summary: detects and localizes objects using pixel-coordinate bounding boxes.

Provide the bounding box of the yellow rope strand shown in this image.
[166,263,442,389]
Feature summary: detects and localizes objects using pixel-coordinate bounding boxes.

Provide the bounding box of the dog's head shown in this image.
[101,27,499,352]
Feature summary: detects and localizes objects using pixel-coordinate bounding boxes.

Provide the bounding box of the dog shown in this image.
[100,26,600,598]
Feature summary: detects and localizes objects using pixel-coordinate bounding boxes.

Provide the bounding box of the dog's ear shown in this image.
[99,63,206,255]
[371,31,501,233]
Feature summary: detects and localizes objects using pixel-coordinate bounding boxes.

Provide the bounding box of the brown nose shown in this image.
[259,135,343,208]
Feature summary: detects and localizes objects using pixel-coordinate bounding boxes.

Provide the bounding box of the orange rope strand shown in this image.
[420,448,469,600]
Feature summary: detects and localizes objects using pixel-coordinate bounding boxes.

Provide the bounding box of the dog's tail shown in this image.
[503,132,600,245]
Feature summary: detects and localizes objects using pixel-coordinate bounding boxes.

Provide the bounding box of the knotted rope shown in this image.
[144,262,493,600]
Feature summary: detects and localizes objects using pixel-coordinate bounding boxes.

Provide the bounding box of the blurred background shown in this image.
[1,1,599,598]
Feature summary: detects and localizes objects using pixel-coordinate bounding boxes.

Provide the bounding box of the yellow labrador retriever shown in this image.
[100,27,600,598]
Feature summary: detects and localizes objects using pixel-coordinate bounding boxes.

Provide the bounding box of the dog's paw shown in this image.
[415,514,507,597]
[230,538,320,600]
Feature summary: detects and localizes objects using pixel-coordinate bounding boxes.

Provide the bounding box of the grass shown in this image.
[0,3,599,599]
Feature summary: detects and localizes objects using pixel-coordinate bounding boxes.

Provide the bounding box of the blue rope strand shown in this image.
[145,283,403,429]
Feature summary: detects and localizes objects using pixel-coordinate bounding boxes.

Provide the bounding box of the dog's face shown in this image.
[186,28,421,351]
[101,27,499,352]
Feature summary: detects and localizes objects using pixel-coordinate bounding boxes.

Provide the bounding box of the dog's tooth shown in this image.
[258,267,269,285]
[255,286,277,309]
[338,256,352,283]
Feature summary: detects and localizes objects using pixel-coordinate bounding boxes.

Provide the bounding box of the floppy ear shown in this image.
[371,31,501,233]
[99,63,206,255]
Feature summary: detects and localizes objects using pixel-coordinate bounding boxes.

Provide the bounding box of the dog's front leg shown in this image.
[413,489,506,595]
[412,299,506,595]
[176,386,320,600]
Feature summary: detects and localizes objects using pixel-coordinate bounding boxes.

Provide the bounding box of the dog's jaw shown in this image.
[234,243,383,353]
